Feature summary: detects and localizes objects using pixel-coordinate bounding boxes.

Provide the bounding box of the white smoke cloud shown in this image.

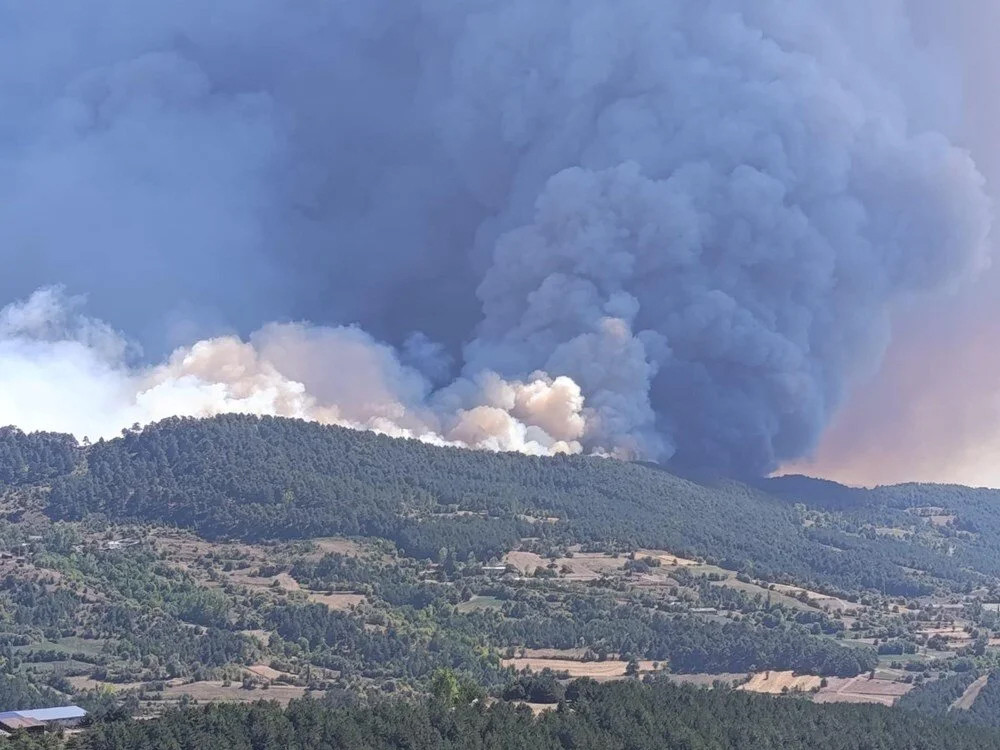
[0,1,992,473]
[0,288,584,456]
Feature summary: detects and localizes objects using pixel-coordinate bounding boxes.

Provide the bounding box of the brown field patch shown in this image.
[739,671,821,695]
[952,674,989,711]
[556,553,628,581]
[515,701,558,715]
[228,571,301,592]
[771,583,860,612]
[306,591,366,611]
[814,676,911,706]
[159,680,309,705]
[716,579,818,611]
[503,551,546,575]
[246,664,297,682]
[636,550,701,567]
[503,657,661,681]
[502,551,627,581]
[67,675,144,693]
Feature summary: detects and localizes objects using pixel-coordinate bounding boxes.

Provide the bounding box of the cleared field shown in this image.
[771,583,860,612]
[159,680,310,705]
[813,676,911,706]
[636,550,701,567]
[739,671,821,694]
[503,551,547,575]
[715,579,818,611]
[918,627,972,641]
[502,657,661,681]
[502,551,626,581]
[306,591,366,611]
[952,674,989,711]
[228,571,301,592]
[67,675,144,692]
[515,702,558,715]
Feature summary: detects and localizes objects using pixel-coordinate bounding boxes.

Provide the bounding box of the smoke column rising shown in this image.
[0,1,992,475]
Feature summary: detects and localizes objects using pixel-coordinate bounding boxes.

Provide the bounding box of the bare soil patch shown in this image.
[502,657,660,681]
[635,550,701,567]
[771,583,860,612]
[503,551,546,575]
[739,671,821,695]
[814,676,911,706]
[951,674,989,711]
[159,680,309,705]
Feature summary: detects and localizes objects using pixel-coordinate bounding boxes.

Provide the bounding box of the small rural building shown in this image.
[0,715,44,734]
[0,705,87,732]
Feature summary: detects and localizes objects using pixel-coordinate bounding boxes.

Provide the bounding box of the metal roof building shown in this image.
[0,705,87,731]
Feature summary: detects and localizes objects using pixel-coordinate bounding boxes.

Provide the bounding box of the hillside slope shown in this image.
[4,414,999,596]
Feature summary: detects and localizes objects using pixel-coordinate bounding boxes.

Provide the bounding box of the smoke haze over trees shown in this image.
[0,1,993,476]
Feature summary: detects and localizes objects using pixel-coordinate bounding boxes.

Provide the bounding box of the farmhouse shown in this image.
[0,705,87,733]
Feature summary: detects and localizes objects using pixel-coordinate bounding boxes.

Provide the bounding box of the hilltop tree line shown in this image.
[0,414,969,596]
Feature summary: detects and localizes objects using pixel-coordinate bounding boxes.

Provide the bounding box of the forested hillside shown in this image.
[9,413,992,597]
[5,416,1000,748]
[11,679,1000,750]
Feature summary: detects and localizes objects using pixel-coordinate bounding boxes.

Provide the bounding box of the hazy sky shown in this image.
[787,0,1000,487]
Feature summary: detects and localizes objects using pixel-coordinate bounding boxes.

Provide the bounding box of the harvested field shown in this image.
[716,579,817,611]
[228,571,301,592]
[636,550,701,567]
[771,583,860,612]
[952,674,989,711]
[502,657,660,681]
[739,671,821,695]
[159,680,310,705]
[306,591,366,611]
[515,702,558,715]
[67,676,144,693]
[503,551,546,575]
[813,676,911,706]
[502,551,626,581]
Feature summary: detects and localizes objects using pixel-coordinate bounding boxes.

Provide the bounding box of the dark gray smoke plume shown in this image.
[0,0,991,474]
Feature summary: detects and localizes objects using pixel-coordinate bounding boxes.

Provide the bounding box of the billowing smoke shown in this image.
[0,1,992,474]
[0,288,586,455]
